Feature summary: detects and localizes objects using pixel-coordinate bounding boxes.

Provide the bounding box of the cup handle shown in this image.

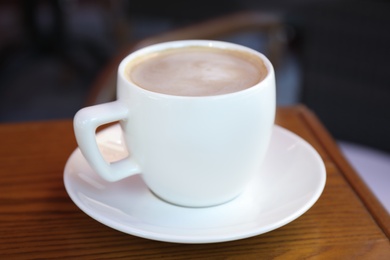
[73,101,141,182]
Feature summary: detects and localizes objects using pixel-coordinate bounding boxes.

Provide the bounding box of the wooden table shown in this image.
[1,106,389,259]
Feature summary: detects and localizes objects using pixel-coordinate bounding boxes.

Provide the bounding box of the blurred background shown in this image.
[0,0,389,211]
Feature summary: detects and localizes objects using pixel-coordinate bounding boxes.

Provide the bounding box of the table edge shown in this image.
[292,105,390,239]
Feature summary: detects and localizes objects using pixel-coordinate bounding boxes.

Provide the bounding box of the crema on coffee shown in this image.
[126,46,267,96]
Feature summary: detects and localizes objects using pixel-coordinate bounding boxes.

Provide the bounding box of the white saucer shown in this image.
[64,124,326,244]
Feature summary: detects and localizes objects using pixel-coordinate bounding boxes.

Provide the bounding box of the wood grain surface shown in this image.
[1,106,389,259]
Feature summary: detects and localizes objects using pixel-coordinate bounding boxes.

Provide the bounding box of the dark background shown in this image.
[1,0,389,153]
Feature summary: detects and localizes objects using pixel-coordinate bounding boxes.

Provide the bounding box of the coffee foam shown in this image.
[126,46,267,96]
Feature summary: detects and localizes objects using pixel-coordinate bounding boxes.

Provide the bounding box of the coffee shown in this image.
[126,46,267,96]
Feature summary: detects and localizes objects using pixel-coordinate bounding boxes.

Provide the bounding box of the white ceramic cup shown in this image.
[73,40,276,207]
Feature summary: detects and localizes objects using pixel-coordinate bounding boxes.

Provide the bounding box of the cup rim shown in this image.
[118,40,275,99]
